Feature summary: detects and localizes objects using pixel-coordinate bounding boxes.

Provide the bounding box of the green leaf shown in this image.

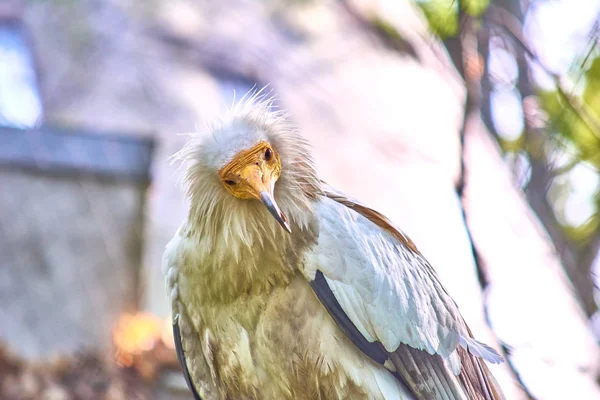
[461,0,490,17]
[416,0,459,39]
[538,88,600,168]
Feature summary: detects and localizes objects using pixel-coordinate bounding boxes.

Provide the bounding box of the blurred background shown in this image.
[0,0,599,399]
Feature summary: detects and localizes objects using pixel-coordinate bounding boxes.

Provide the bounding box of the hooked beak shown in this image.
[259,191,292,234]
[236,164,291,234]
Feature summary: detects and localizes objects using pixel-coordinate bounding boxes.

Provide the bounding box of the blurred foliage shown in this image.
[417,0,458,38]
[585,57,600,114]
[417,0,600,237]
[461,0,490,17]
[495,132,524,154]
[539,59,600,167]
[416,0,489,38]
[412,0,600,315]
[537,55,600,241]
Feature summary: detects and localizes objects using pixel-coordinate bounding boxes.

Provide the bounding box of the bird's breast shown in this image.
[177,270,406,400]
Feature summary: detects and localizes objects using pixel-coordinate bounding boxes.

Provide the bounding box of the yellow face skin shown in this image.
[219,141,290,232]
[219,141,281,199]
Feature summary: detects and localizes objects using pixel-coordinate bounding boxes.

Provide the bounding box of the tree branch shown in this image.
[486,5,600,140]
[485,3,600,316]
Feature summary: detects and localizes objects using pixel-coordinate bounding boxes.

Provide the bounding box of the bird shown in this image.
[162,92,506,400]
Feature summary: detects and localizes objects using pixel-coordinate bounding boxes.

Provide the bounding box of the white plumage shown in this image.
[303,191,503,375]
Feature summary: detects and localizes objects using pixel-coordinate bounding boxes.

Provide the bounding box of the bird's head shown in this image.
[217,139,290,233]
[175,93,320,244]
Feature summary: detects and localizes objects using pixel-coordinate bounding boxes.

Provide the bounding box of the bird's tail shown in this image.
[476,358,506,400]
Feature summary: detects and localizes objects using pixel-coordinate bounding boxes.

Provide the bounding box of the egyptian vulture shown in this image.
[163,94,505,400]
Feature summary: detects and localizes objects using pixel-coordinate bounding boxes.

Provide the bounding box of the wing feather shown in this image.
[310,270,389,365]
[163,231,221,400]
[301,182,505,399]
[173,314,203,400]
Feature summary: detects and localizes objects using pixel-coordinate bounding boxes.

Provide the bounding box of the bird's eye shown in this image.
[265,148,273,161]
[225,180,236,186]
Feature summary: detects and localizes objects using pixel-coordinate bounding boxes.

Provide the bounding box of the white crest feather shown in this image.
[170,87,320,275]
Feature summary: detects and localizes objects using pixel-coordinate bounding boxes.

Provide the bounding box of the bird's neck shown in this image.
[181,197,318,305]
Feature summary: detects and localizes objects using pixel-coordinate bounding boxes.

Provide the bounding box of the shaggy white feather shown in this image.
[170,91,320,269]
